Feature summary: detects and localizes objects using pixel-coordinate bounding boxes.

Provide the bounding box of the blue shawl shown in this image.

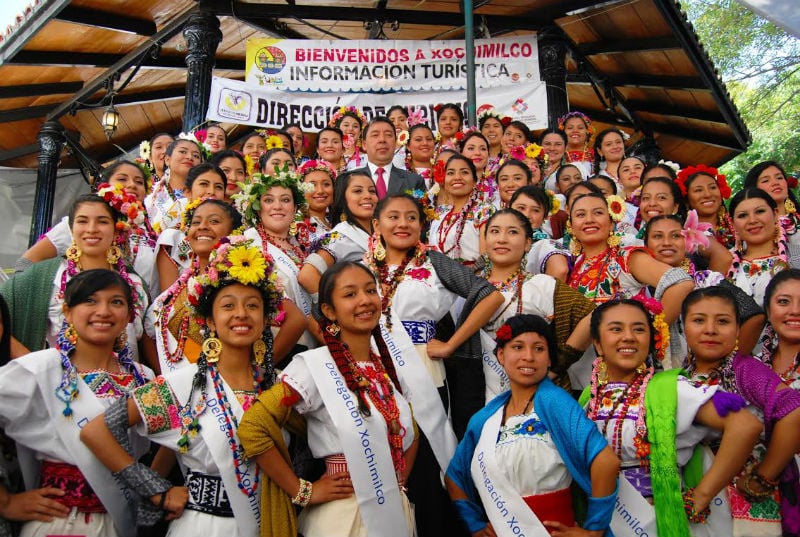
[446,377,616,535]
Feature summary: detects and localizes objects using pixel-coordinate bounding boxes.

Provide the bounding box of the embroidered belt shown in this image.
[40,460,105,513]
[401,320,436,344]
[185,470,234,517]
[324,454,348,476]
[522,487,574,528]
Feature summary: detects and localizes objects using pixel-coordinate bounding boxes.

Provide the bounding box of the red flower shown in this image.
[501,116,512,127]
[496,324,513,342]
[788,175,799,189]
[407,267,431,280]
[455,131,465,142]
[433,160,447,185]
[433,104,443,113]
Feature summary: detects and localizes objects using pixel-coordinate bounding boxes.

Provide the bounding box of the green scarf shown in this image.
[581,368,690,537]
[0,258,62,353]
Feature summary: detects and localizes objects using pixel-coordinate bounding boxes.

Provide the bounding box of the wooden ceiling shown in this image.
[0,0,749,170]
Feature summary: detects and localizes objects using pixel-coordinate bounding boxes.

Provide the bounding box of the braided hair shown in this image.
[317,262,403,416]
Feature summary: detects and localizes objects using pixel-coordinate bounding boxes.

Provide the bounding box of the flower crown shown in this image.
[329,106,366,128]
[558,111,595,135]
[657,159,681,174]
[96,182,146,233]
[630,290,670,363]
[186,236,284,324]
[478,108,511,126]
[180,196,216,232]
[675,164,732,199]
[178,132,212,161]
[232,164,313,228]
[298,159,337,181]
[606,195,627,222]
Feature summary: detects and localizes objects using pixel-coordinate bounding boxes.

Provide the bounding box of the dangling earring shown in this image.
[66,243,82,263]
[596,359,608,385]
[785,198,796,214]
[607,231,621,248]
[65,323,78,346]
[325,321,341,337]
[773,224,781,252]
[636,362,647,374]
[202,331,222,363]
[340,213,348,223]
[114,330,128,353]
[373,235,386,262]
[570,237,583,256]
[733,339,739,355]
[253,338,267,365]
[106,244,122,265]
[289,220,298,237]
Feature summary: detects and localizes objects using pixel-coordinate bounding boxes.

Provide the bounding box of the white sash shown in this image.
[470,405,550,537]
[266,242,312,316]
[379,314,457,472]
[480,329,510,402]
[170,368,260,536]
[335,221,370,252]
[23,358,137,537]
[612,452,732,537]
[304,349,411,537]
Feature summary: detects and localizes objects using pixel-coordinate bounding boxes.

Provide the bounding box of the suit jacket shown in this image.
[352,165,426,196]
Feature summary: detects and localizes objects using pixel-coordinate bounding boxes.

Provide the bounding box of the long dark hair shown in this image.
[330,170,375,233]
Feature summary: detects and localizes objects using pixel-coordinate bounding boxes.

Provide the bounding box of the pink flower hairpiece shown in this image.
[407,107,427,127]
[681,210,712,254]
[509,145,526,161]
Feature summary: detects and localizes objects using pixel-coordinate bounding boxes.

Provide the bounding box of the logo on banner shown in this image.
[254,46,287,74]
[512,99,529,113]
[219,88,252,122]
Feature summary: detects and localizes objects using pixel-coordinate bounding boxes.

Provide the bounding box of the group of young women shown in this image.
[0,106,798,537]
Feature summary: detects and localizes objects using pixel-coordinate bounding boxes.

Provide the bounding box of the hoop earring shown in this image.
[66,243,82,263]
[202,331,222,363]
[253,338,267,365]
[106,244,122,265]
[325,321,341,337]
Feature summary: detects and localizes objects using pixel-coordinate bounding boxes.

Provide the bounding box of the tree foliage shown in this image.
[682,0,800,190]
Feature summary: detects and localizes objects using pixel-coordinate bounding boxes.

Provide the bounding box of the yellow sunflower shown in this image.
[227,245,267,285]
[525,143,542,159]
[265,135,284,151]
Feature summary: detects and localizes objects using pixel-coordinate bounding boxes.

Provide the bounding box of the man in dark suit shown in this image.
[352,116,425,198]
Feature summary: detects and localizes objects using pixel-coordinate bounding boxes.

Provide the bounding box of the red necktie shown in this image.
[376,167,387,199]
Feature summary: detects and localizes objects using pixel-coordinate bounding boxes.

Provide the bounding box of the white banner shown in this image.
[246,36,540,92]
[207,76,548,131]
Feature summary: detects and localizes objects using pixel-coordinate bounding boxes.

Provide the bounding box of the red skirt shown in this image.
[523,487,574,531]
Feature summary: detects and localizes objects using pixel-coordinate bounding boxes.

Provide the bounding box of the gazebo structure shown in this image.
[0,0,749,245]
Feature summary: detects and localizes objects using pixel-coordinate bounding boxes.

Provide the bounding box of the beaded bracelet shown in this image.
[751,468,779,489]
[682,488,710,524]
[737,470,777,502]
[292,478,313,507]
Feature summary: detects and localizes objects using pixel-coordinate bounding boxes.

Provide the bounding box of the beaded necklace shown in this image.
[437,192,478,260]
[208,363,262,497]
[370,247,420,331]
[157,257,201,364]
[485,270,525,328]
[588,359,652,469]
[257,222,305,265]
[715,210,736,249]
[354,355,406,478]
[756,325,800,382]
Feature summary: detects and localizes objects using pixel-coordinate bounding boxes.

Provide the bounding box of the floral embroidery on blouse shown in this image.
[568,247,643,303]
[133,377,182,435]
[497,415,547,444]
[592,382,642,421]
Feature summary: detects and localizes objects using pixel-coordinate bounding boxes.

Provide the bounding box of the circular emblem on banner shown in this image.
[476,104,495,116]
[254,47,286,74]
